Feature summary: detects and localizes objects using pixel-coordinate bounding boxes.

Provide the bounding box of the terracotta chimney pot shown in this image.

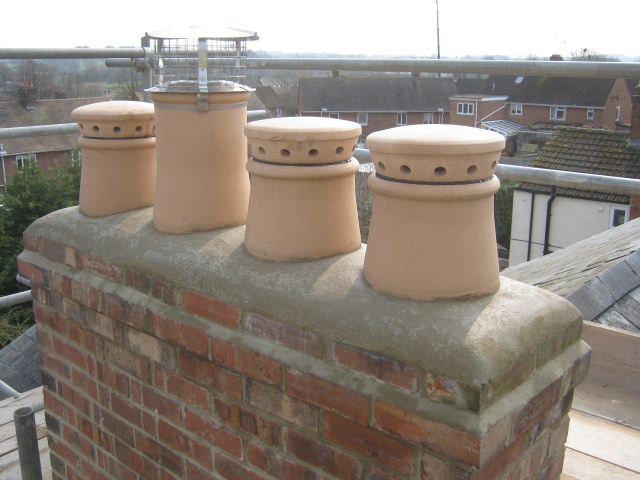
[244,117,362,261]
[364,124,505,300]
[150,89,252,233]
[72,101,156,217]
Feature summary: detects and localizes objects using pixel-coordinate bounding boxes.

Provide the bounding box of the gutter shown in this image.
[543,186,558,255]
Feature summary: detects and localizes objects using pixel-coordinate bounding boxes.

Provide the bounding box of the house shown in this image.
[252,85,286,118]
[0,85,111,188]
[508,122,640,266]
[298,76,455,146]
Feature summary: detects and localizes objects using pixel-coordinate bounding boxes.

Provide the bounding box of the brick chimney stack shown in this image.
[630,83,640,146]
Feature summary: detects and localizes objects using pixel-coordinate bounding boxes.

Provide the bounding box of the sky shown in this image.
[2,0,638,60]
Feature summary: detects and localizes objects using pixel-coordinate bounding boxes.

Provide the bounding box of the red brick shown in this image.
[421,452,473,480]
[124,268,152,293]
[17,258,48,287]
[78,254,123,283]
[111,393,143,427]
[158,419,213,469]
[36,323,53,351]
[215,454,263,480]
[85,310,119,341]
[71,368,99,402]
[135,431,184,477]
[96,406,135,447]
[151,312,209,357]
[71,279,101,311]
[513,377,562,437]
[184,408,243,458]
[179,351,242,399]
[142,385,181,424]
[53,336,87,371]
[473,433,526,480]
[80,458,111,480]
[103,342,151,382]
[370,466,408,480]
[215,398,282,446]
[124,326,176,368]
[43,239,77,267]
[549,415,570,457]
[183,290,241,329]
[185,461,214,480]
[246,379,318,431]
[23,234,40,252]
[247,442,320,479]
[324,412,414,473]
[165,370,209,410]
[35,305,66,334]
[101,292,146,330]
[210,338,281,384]
[247,313,324,357]
[285,428,362,480]
[50,272,73,298]
[152,279,180,306]
[520,436,549,478]
[374,400,481,466]
[285,368,369,424]
[97,362,130,397]
[328,342,421,394]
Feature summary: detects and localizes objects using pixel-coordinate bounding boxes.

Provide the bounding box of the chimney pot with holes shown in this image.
[72,101,156,217]
[364,124,505,300]
[244,117,362,261]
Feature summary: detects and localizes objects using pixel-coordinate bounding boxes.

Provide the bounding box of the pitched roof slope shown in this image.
[478,75,618,107]
[298,77,455,113]
[515,127,640,203]
[0,97,109,154]
[502,218,640,333]
[0,325,41,400]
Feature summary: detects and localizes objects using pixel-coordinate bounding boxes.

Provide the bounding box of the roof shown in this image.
[0,325,41,400]
[477,75,622,107]
[253,86,284,109]
[298,76,455,113]
[0,97,110,155]
[502,217,640,333]
[482,119,523,137]
[514,127,640,203]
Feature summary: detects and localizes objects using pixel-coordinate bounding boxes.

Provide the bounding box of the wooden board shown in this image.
[0,436,51,480]
[563,449,640,480]
[567,409,640,473]
[573,379,640,430]
[582,322,640,393]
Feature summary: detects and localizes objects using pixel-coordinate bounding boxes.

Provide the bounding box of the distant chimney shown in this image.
[630,83,640,146]
[17,83,37,110]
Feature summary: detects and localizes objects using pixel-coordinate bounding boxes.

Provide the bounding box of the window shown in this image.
[586,108,594,120]
[423,113,435,124]
[510,103,523,115]
[550,106,566,121]
[397,112,407,125]
[329,113,340,119]
[15,154,36,168]
[610,206,629,228]
[457,103,474,115]
[357,113,368,125]
[275,108,282,117]
[515,76,525,84]
[616,106,621,122]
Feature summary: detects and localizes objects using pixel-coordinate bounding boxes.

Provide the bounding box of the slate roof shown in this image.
[0,97,110,155]
[502,217,640,333]
[477,75,620,107]
[298,77,455,113]
[253,86,284,110]
[0,325,41,401]
[514,127,640,203]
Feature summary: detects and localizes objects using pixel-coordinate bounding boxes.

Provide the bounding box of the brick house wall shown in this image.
[2,149,75,185]
[19,207,589,480]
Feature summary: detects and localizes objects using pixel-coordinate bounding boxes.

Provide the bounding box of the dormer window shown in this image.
[515,76,524,84]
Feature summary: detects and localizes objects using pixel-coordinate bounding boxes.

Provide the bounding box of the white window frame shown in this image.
[586,108,594,120]
[423,112,435,124]
[550,106,566,121]
[457,103,474,115]
[15,154,36,168]
[510,103,523,115]
[515,76,525,84]
[616,106,621,122]
[329,113,340,119]
[275,108,282,118]
[397,112,407,125]
[357,113,368,125]
[610,206,630,228]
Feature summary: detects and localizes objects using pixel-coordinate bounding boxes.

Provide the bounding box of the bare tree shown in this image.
[17,60,58,98]
[570,48,619,62]
[115,67,142,100]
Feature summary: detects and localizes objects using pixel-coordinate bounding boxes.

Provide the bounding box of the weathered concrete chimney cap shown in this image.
[367,124,504,183]
[245,117,361,164]
[72,101,155,139]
